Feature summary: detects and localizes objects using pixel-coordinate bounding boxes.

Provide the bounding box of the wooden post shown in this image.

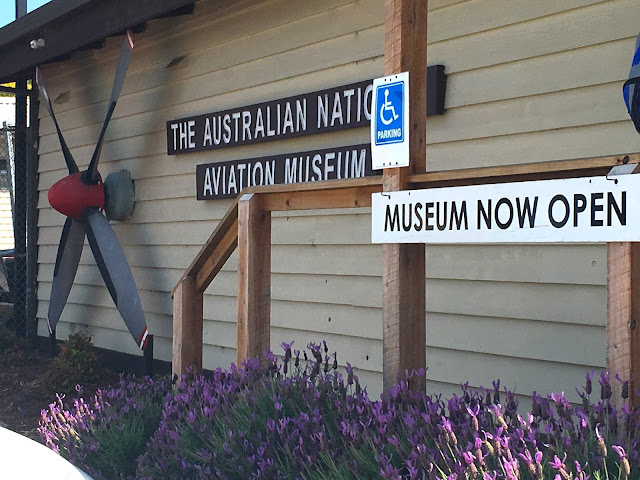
[172,275,203,379]
[144,334,154,376]
[607,242,640,407]
[381,0,428,392]
[237,193,271,366]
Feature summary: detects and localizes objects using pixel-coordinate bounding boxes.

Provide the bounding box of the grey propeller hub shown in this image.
[104,169,135,222]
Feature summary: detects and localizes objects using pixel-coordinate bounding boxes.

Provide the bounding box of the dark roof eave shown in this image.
[0,0,94,46]
[0,0,197,83]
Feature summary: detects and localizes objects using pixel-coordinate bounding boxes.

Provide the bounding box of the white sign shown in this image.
[372,175,640,244]
[371,72,409,169]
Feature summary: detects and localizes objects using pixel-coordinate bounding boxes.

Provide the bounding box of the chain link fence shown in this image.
[0,120,29,339]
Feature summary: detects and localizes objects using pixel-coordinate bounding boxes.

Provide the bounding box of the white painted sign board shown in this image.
[372,175,640,244]
[371,72,409,169]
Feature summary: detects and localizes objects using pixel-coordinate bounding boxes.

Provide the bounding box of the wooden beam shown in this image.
[263,185,379,211]
[156,3,196,18]
[383,2,427,177]
[172,275,203,379]
[170,150,639,381]
[172,198,239,295]
[237,193,271,366]
[175,152,635,295]
[381,0,428,392]
[243,175,383,194]
[74,40,105,52]
[608,243,640,408]
[409,153,637,189]
[196,218,238,293]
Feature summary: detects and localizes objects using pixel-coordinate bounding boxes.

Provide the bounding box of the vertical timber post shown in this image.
[382,0,428,392]
[172,275,203,379]
[144,334,154,376]
[14,77,28,339]
[237,193,271,366]
[607,242,640,408]
[26,76,40,349]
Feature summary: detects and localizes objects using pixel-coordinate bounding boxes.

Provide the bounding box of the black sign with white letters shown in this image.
[167,80,373,154]
[196,144,378,200]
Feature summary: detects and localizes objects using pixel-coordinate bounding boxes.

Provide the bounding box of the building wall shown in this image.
[0,189,13,251]
[0,97,15,126]
[36,0,640,399]
[0,131,13,251]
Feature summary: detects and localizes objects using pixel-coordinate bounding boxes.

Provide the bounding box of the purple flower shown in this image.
[549,454,567,470]
[406,459,419,480]
[535,450,543,464]
[266,418,276,432]
[518,450,533,465]
[502,458,518,480]
[585,371,594,394]
[403,412,416,430]
[595,423,603,440]
[461,451,475,466]
[612,445,626,459]
[600,371,612,399]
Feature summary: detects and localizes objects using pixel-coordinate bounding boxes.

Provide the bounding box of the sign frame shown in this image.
[195,144,379,200]
[372,175,639,244]
[371,71,410,169]
[166,80,373,155]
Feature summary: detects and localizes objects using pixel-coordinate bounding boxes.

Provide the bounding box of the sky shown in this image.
[0,0,52,29]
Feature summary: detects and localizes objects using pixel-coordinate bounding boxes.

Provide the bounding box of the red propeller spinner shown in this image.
[48,172,104,221]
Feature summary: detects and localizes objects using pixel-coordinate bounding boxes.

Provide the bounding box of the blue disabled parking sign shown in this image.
[371,72,409,169]
[375,81,404,145]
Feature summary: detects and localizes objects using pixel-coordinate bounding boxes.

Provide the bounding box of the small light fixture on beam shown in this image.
[30,38,45,49]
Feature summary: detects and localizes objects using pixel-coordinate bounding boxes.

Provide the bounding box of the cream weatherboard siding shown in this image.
[35,0,640,399]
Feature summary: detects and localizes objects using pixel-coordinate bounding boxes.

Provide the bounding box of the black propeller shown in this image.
[37,31,149,350]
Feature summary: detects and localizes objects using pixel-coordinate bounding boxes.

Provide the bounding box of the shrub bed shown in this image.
[42,332,101,395]
[40,342,640,480]
[39,375,171,479]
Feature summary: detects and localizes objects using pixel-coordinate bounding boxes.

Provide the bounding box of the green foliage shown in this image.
[39,376,172,480]
[42,331,99,394]
[0,323,18,354]
[41,344,640,480]
[2,337,33,366]
[84,386,166,479]
[0,324,31,366]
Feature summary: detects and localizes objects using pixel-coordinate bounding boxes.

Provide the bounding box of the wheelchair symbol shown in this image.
[379,89,399,126]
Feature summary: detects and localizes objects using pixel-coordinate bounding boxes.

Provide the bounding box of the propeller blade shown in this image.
[85,30,135,184]
[83,208,148,349]
[35,67,79,174]
[47,217,85,333]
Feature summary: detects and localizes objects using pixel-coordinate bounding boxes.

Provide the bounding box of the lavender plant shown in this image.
[39,375,171,479]
[136,341,362,479]
[40,341,640,480]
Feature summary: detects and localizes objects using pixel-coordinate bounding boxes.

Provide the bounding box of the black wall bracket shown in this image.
[427,64,447,116]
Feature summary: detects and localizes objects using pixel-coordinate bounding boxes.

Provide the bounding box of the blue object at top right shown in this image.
[623,33,640,133]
